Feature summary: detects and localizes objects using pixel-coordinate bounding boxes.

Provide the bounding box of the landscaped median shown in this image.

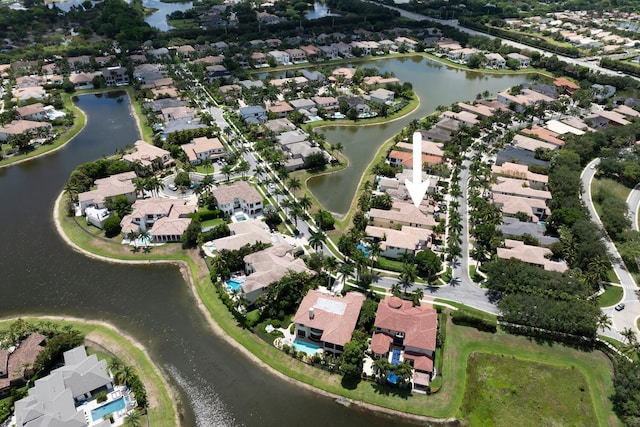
[54,192,619,424]
[0,317,178,427]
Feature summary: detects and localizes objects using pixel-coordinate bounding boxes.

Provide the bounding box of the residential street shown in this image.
[582,159,639,341]
[626,184,640,232]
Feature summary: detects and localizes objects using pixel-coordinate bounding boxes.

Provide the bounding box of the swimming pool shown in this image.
[233,213,247,222]
[292,340,321,356]
[91,397,125,421]
[356,243,370,257]
[226,278,245,292]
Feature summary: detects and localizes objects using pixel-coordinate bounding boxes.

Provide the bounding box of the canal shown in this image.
[0,93,423,427]
[307,55,532,215]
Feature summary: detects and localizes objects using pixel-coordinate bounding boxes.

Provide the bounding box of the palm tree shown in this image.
[324,256,338,288]
[123,410,143,427]
[596,313,612,332]
[298,195,312,211]
[133,178,146,198]
[221,164,233,182]
[201,157,213,173]
[373,358,393,383]
[399,263,417,295]
[309,230,326,252]
[367,239,382,273]
[287,177,302,196]
[237,160,250,180]
[290,204,304,227]
[108,358,125,379]
[411,287,424,306]
[390,283,402,298]
[338,262,355,286]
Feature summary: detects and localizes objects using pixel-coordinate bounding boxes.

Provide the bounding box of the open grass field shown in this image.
[461,352,596,427]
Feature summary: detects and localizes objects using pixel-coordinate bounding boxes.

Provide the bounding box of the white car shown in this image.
[168,184,177,191]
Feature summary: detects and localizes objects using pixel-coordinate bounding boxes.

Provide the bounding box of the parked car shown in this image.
[615,303,625,311]
[189,182,197,189]
[168,184,177,191]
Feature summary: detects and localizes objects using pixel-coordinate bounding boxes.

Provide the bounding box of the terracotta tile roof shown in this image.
[491,177,552,201]
[123,140,171,167]
[369,201,437,228]
[522,126,564,146]
[241,242,310,294]
[371,332,393,355]
[553,77,579,90]
[294,291,365,347]
[491,162,548,184]
[373,296,437,354]
[404,352,433,373]
[0,333,46,390]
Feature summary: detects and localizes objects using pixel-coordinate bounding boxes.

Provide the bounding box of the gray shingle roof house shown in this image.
[13,346,115,427]
[239,105,267,124]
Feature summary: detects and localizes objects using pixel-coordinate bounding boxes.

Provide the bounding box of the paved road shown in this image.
[371,2,638,80]
[627,183,640,232]
[582,159,639,341]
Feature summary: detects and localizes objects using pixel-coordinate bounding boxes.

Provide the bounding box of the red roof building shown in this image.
[371,295,437,385]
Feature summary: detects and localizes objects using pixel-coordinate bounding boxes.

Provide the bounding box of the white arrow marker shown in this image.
[405,131,430,208]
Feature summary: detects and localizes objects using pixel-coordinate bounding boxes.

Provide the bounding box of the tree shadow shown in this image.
[340,375,361,390]
[370,382,412,399]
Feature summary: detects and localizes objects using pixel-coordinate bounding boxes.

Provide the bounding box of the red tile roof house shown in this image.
[293,290,365,355]
[371,296,438,392]
[0,333,46,394]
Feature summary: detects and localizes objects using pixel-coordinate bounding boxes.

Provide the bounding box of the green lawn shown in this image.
[592,178,632,217]
[460,352,596,427]
[375,256,404,272]
[598,284,624,307]
[607,269,621,284]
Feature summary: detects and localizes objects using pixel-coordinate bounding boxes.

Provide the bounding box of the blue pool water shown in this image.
[91,397,125,421]
[226,279,245,291]
[292,340,321,356]
[356,243,370,257]
[387,349,402,384]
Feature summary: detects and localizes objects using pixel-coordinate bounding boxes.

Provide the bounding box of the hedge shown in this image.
[450,311,497,333]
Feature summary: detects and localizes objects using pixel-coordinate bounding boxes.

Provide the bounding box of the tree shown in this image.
[372,358,392,383]
[103,215,122,238]
[314,209,335,231]
[174,171,191,188]
[298,195,312,211]
[411,287,424,306]
[181,220,202,249]
[309,230,326,251]
[304,152,328,170]
[221,164,233,182]
[338,262,354,286]
[415,249,442,279]
[123,410,143,427]
[399,263,417,295]
[105,195,132,219]
[287,177,302,196]
[390,283,402,298]
[237,160,250,180]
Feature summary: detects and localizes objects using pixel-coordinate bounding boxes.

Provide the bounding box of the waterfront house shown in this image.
[77,171,137,215]
[0,333,46,395]
[267,50,290,65]
[293,291,365,355]
[120,198,196,243]
[123,140,173,169]
[102,66,129,86]
[507,52,530,68]
[211,181,262,216]
[0,120,52,142]
[240,242,310,304]
[485,53,506,69]
[16,103,46,121]
[369,88,395,104]
[12,346,123,427]
[371,296,437,392]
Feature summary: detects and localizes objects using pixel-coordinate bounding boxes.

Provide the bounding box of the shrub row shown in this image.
[451,311,497,333]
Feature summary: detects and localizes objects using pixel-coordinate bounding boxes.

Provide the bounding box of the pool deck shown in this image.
[77,385,135,426]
